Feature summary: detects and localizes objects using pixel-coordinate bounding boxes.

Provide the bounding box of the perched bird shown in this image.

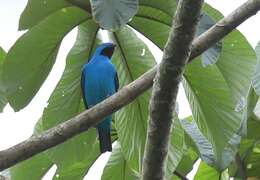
[81,43,118,153]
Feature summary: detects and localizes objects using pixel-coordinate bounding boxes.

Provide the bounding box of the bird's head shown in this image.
[94,43,116,59]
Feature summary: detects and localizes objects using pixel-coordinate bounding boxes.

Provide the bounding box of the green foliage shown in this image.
[3,7,90,111]
[181,119,240,170]
[194,161,219,180]
[90,0,139,30]
[0,47,7,112]
[101,143,139,180]
[252,42,260,95]
[2,0,259,179]
[10,151,53,180]
[109,26,156,172]
[196,13,222,67]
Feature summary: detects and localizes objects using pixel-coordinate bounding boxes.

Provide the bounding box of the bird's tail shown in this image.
[97,128,112,153]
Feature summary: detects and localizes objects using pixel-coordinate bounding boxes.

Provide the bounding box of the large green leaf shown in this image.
[166,119,185,179]
[247,113,260,141]
[130,1,256,164]
[181,119,240,170]
[19,0,70,30]
[252,42,260,96]
[19,0,90,30]
[196,13,222,67]
[204,4,256,104]
[40,21,101,179]
[0,47,7,112]
[194,162,219,180]
[90,0,138,30]
[175,148,198,176]
[10,152,53,180]
[194,162,229,180]
[109,26,156,172]
[129,0,174,49]
[3,7,89,111]
[130,2,221,67]
[183,59,242,168]
[102,143,139,180]
[10,118,53,180]
[244,142,260,178]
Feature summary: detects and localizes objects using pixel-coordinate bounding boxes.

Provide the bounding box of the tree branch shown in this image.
[141,0,203,179]
[0,0,260,171]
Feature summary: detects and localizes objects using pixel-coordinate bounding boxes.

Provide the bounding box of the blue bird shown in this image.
[81,43,118,153]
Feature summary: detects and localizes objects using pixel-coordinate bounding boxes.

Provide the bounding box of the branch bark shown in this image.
[141,0,203,179]
[0,0,260,171]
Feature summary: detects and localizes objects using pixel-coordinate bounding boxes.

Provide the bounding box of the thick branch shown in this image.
[0,0,260,171]
[141,0,203,179]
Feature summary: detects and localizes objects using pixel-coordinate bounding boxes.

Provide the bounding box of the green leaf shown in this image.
[204,4,256,104]
[10,152,53,180]
[3,7,89,111]
[10,118,53,180]
[175,148,198,176]
[131,1,256,104]
[247,113,260,140]
[40,21,100,179]
[196,13,222,67]
[181,119,240,170]
[183,4,256,169]
[252,42,260,95]
[19,0,91,30]
[129,0,175,49]
[102,143,139,180]
[244,142,260,178]
[19,0,70,30]
[194,161,220,180]
[166,119,185,178]
[183,59,242,169]
[0,47,7,112]
[109,26,156,172]
[90,0,139,30]
[131,1,256,171]
[238,139,260,178]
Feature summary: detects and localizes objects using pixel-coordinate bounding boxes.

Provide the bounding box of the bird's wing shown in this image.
[80,70,88,108]
[115,72,119,92]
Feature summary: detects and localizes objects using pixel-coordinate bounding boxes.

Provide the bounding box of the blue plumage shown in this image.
[81,43,118,153]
